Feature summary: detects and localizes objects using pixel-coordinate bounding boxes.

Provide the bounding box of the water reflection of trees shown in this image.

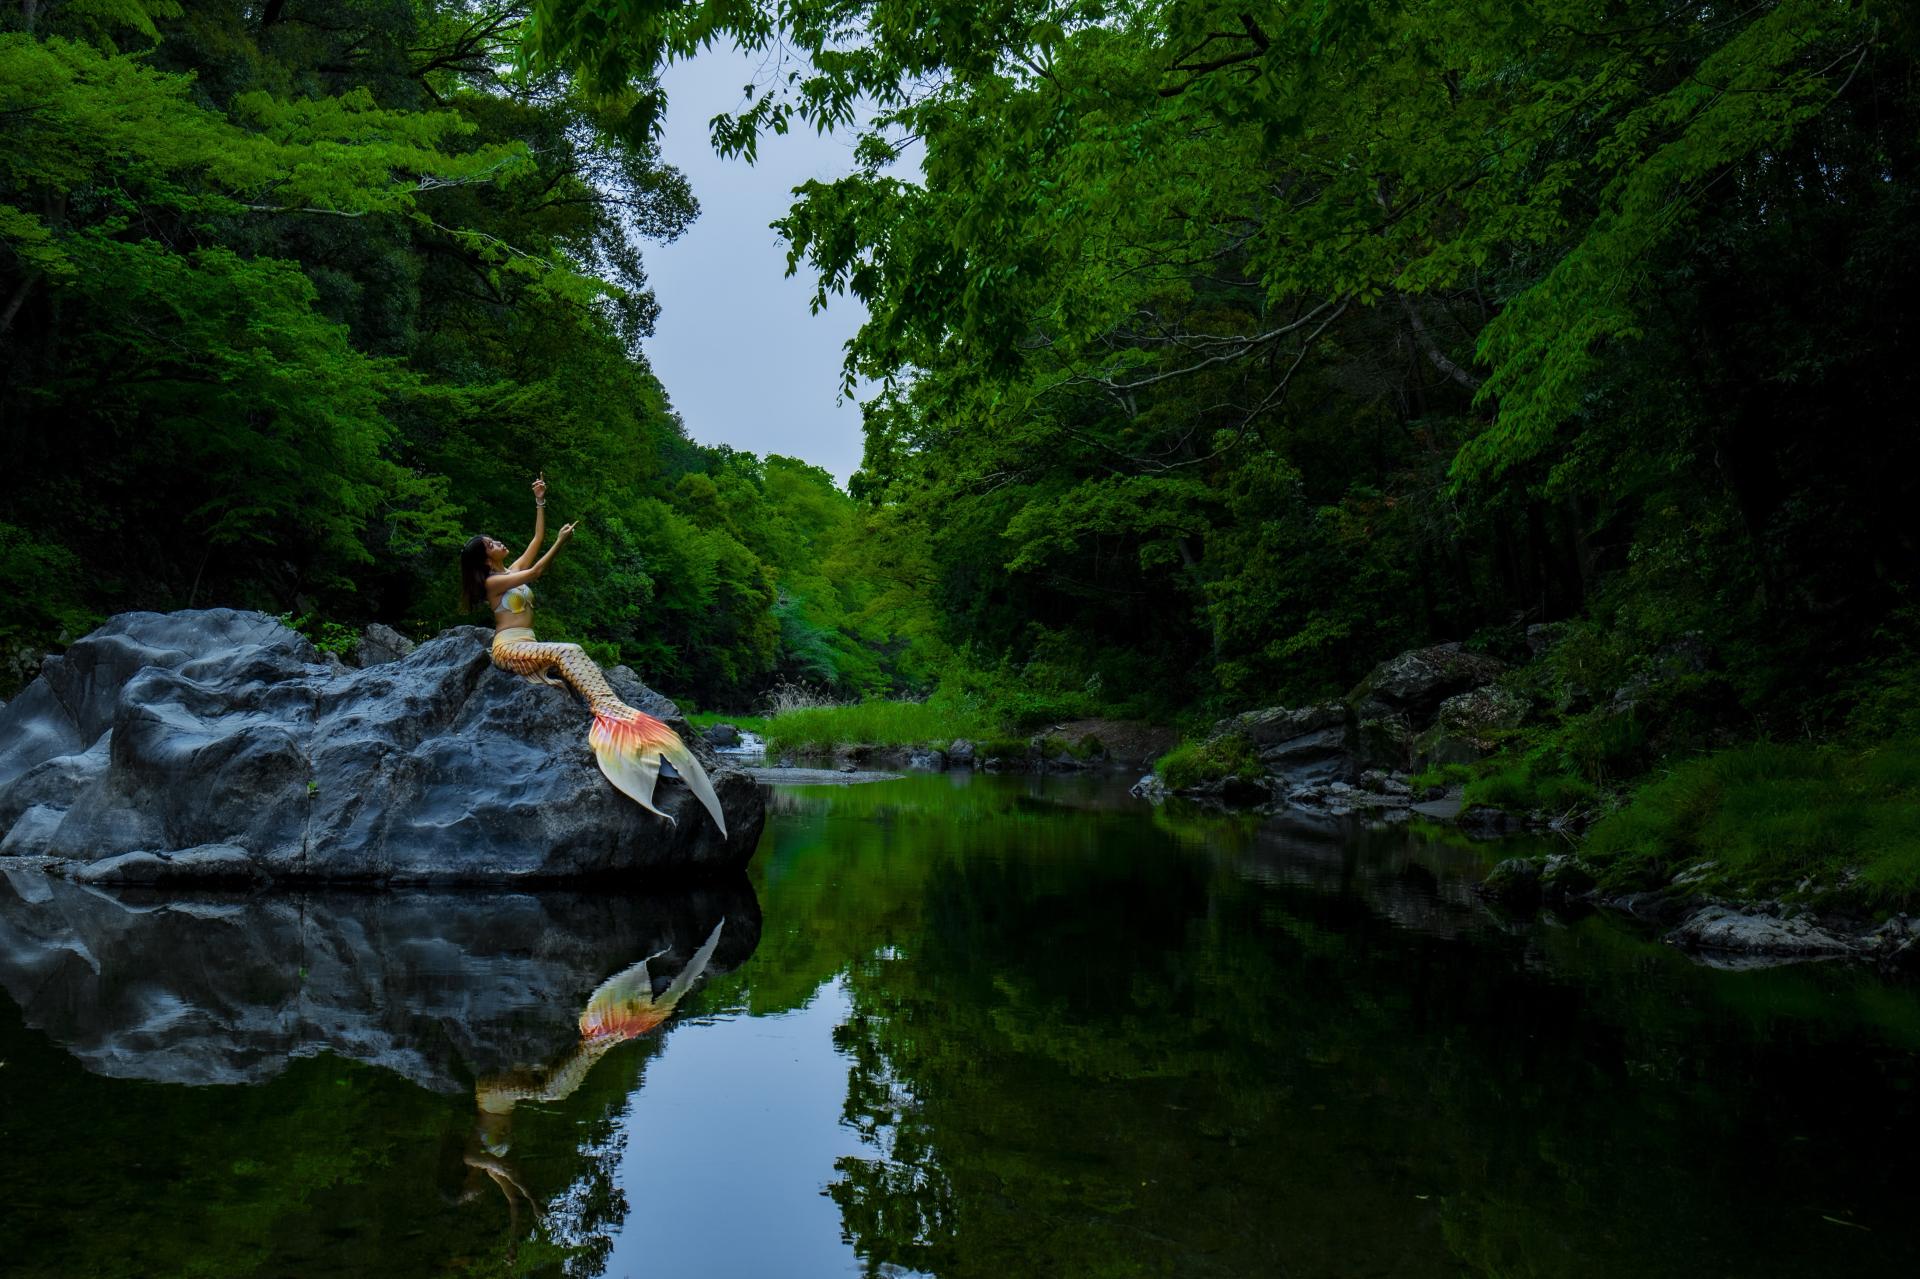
[752,780,1920,1278]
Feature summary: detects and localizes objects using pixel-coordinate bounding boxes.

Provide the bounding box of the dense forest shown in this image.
[0,0,941,703]
[5,0,1917,761]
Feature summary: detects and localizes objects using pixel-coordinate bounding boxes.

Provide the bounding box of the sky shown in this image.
[642,43,895,486]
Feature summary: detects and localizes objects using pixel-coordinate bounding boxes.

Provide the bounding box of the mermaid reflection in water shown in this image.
[459,474,726,834]
[460,920,728,1231]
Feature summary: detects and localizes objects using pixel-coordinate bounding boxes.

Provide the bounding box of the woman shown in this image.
[459,475,726,836]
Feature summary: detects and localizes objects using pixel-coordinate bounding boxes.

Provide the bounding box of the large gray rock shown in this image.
[1211,702,1354,788]
[1415,683,1529,767]
[1667,906,1859,963]
[0,610,763,882]
[1348,642,1507,724]
[0,867,757,1089]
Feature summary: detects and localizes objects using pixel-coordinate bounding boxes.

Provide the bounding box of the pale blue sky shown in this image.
[643,43,895,486]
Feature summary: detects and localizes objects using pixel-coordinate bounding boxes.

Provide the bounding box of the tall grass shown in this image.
[686,711,771,735]
[763,694,997,753]
[1584,739,1920,907]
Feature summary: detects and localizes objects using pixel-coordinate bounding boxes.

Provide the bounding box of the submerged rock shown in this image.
[0,610,764,882]
[1130,773,1169,804]
[1476,857,1544,908]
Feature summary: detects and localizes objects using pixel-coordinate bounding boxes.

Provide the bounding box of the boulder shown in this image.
[947,739,977,767]
[1130,773,1169,804]
[1540,853,1598,898]
[703,722,742,747]
[1525,622,1569,657]
[1211,702,1354,788]
[1457,803,1519,838]
[1415,683,1529,766]
[1358,769,1413,797]
[1348,642,1507,725]
[351,622,415,668]
[1667,906,1859,963]
[1435,684,1528,740]
[0,610,764,882]
[1476,857,1543,908]
[1353,711,1416,771]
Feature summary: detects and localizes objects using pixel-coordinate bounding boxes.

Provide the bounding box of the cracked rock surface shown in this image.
[0,610,764,882]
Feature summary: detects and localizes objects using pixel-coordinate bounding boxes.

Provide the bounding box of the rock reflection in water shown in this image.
[0,866,758,1277]
[0,869,756,1091]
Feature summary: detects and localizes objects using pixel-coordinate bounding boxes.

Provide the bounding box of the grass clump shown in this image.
[1583,739,1920,907]
[687,711,771,735]
[763,694,995,754]
[1409,762,1476,791]
[1463,764,1598,815]
[1156,735,1262,791]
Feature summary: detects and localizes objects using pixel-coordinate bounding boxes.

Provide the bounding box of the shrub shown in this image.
[1157,735,1262,791]
[282,612,358,657]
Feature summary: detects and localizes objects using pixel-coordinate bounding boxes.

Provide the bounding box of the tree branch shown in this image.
[1396,291,1482,390]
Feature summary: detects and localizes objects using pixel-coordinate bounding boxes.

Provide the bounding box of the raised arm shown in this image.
[488,522,576,594]
[509,474,548,570]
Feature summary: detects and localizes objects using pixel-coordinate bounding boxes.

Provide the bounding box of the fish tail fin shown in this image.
[589,712,726,837]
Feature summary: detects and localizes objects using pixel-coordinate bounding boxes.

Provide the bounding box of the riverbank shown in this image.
[688,706,1176,776]
[1094,633,1920,970]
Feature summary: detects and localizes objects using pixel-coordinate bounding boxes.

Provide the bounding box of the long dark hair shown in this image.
[460,536,494,612]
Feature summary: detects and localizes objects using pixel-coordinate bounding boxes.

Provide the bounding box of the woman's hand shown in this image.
[555,520,578,545]
[532,473,547,503]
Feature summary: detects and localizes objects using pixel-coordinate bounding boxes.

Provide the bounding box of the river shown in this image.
[0,772,1915,1276]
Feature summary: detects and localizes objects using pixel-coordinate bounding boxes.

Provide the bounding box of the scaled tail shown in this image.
[589,711,729,837]
[579,918,727,1041]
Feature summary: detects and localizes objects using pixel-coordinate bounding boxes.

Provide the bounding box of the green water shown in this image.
[1,772,1916,1277]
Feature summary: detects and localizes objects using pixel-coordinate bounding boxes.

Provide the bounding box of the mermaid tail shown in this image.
[490,633,727,836]
[474,918,727,1117]
[579,917,727,1041]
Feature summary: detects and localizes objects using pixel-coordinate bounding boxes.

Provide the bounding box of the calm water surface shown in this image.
[1,773,1916,1277]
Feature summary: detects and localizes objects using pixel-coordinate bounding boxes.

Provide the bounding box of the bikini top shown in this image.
[493,583,534,616]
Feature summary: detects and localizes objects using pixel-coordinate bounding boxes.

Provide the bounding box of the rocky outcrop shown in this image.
[1214,703,1351,788]
[0,868,757,1089]
[1348,642,1508,726]
[1154,640,1518,816]
[1471,855,1920,972]
[1416,684,1528,767]
[0,610,764,883]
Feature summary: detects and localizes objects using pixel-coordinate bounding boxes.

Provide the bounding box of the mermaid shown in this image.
[460,474,726,835]
[460,919,728,1238]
